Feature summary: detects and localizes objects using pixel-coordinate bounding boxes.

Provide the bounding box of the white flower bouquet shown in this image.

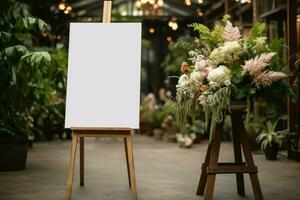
[175,15,292,136]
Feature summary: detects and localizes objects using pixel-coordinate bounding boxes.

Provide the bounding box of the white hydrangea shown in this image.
[209,41,241,66]
[222,41,240,60]
[209,47,224,66]
[207,65,231,86]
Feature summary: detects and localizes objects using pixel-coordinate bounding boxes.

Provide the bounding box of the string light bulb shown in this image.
[168,19,178,31]
[149,28,155,33]
[185,0,191,6]
[157,0,164,7]
[58,2,66,10]
[66,6,72,11]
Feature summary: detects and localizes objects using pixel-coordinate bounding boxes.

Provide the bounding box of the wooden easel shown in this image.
[196,104,264,200]
[65,2,137,200]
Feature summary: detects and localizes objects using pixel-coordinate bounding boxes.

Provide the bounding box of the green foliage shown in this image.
[0,0,31,29]
[293,54,300,87]
[162,37,192,74]
[190,119,206,135]
[21,51,51,67]
[256,118,285,150]
[14,17,49,32]
[188,23,222,47]
[0,110,33,137]
[175,37,197,52]
[249,23,266,40]
[173,83,198,128]
[0,9,59,139]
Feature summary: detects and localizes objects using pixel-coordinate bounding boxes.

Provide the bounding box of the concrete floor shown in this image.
[0,135,299,200]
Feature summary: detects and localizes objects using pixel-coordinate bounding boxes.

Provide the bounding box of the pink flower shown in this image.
[243,52,276,77]
[195,56,207,70]
[223,21,241,41]
[253,71,287,88]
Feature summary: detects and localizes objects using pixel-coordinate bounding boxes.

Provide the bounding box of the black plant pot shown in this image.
[0,136,28,171]
[265,142,279,160]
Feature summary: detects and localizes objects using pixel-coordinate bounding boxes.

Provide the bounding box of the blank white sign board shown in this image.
[65,23,141,129]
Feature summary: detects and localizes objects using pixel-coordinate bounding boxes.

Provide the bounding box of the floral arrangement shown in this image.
[175,15,291,137]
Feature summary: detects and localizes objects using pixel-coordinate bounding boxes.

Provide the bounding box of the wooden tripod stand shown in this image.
[196,104,264,200]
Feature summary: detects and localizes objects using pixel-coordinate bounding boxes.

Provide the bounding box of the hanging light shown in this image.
[198,0,204,4]
[168,19,178,31]
[57,0,73,15]
[136,0,164,10]
[66,6,72,11]
[157,0,164,7]
[197,9,204,17]
[149,28,155,33]
[171,22,178,30]
[166,36,172,43]
[185,0,191,6]
[58,2,66,10]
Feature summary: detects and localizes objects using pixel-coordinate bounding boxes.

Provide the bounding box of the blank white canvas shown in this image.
[65,23,141,129]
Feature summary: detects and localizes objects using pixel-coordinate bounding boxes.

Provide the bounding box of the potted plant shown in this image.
[0,111,33,171]
[256,119,285,160]
[0,12,51,170]
[190,119,206,143]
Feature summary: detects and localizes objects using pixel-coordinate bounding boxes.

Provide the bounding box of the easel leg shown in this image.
[231,115,245,196]
[66,133,78,200]
[197,142,212,195]
[238,118,264,200]
[204,123,223,200]
[125,134,137,200]
[124,137,132,188]
[80,137,84,186]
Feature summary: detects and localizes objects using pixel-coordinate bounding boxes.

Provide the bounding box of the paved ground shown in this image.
[0,135,299,200]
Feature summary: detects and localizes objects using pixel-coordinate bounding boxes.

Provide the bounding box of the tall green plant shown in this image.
[0,14,51,137]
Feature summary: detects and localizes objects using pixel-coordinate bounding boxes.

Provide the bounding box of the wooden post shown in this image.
[287,0,298,133]
[102,1,112,23]
[252,0,262,23]
[224,0,229,15]
[80,137,84,186]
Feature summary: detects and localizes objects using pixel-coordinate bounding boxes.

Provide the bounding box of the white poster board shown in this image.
[65,23,141,129]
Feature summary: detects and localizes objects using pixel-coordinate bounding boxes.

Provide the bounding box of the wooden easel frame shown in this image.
[65,2,137,200]
[196,104,263,200]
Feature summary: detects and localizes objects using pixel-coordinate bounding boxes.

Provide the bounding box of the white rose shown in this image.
[190,71,204,82]
[178,74,189,86]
